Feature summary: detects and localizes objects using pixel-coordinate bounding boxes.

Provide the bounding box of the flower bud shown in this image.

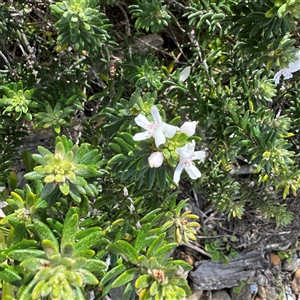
[148,152,164,168]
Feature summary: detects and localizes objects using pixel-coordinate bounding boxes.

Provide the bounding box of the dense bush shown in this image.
[0,0,300,299]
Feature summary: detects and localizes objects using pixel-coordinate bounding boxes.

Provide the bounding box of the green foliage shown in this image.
[265,33,298,69]
[129,0,171,33]
[24,135,104,203]
[267,0,300,18]
[34,102,75,134]
[50,0,112,52]
[124,55,164,90]
[101,204,196,300]
[0,82,37,121]
[14,208,106,299]
[0,117,26,185]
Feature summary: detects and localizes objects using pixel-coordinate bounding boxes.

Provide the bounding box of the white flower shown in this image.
[180,121,198,136]
[173,140,205,184]
[133,106,179,147]
[148,152,164,168]
[0,200,7,218]
[274,51,300,84]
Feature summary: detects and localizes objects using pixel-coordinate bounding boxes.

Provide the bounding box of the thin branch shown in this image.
[0,50,13,73]
[188,29,216,85]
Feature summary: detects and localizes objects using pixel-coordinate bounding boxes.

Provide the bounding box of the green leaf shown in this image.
[61,208,79,249]
[112,268,138,288]
[20,258,49,273]
[59,181,70,195]
[37,146,52,157]
[122,282,136,300]
[149,280,159,296]
[135,274,152,289]
[23,171,44,181]
[79,195,90,217]
[140,208,162,223]
[42,239,60,257]
[40,182,59,200]
[84,258,107,272]
[154,243,178,263]
[6,240,37,252]
[18,278,39,300]
[107,240,138,264]
[156,167,166,190]
[134,223,151,252]
[100,264,126,286]
[79,269,99,285]
[73,286,86,300]
[32,220,59,251]
[8,249,46,261]
[0,266,22,287]
[146,233,166,257]
[69,182,82,203]
[80,149,100,164]
[74,231,104,253]
[46,218,63,234]
[72,249,95,259]
[114,137,134,153]
[108,154,128,166]
[76,227,103,240]
[145,168,156,189]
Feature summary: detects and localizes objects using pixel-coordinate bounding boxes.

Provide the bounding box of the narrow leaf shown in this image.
[112,268,138,288]
[134,223,151,252]
[107,240,138,264]
[100,264,126,286]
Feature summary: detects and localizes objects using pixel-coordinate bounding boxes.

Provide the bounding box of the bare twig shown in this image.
[0,50,13,73]
[188,29,216,85]
[184,241,212,258]
[135,36,180,62]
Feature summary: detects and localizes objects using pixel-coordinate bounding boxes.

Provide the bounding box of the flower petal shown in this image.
[133,131,152,141]
[282,70,293,80]
[180,121,197,136]
[173,163,184,184]
[176,144,192,162]
[135,114,151,129]
[186,164,201,180]
[0,209,5,218]
[148,152,164,168]
[192,150,206,161]
[161,123,179,138]
[286,58,300,73]
[151,106,162,124]
[274,70,282,84]
[186,140,196,153]
[153,127,166,147]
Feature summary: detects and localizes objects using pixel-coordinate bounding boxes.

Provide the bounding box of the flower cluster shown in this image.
[133,106,205,184]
